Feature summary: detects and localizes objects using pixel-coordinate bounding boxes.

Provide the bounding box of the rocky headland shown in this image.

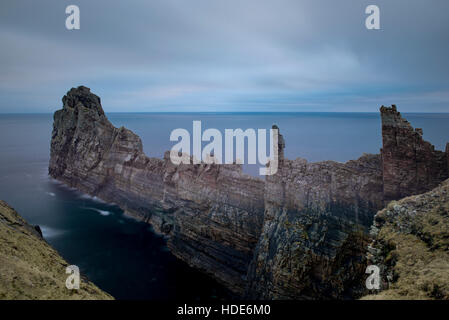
[49,86,449,299]
[0,200,113,300]
[364,178,449,299]
[381,105,448,202]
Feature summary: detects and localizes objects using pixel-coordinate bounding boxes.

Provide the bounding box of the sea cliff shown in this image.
[49,86,449,298]
[49,86,264,295]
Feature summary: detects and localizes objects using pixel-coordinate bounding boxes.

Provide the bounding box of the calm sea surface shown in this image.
[0,112,448,299]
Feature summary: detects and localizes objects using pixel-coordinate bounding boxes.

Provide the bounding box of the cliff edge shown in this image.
[364,178,449,300]
[0,200,113,300]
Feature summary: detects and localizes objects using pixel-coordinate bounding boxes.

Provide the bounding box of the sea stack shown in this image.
[380,105,449,202]
[49,87,449,299]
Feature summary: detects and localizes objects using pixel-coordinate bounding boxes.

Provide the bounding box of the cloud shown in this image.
[0,0,448,112]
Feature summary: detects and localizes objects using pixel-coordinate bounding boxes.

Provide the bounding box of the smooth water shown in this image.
[0,112,448,299]
[108,112,448,175]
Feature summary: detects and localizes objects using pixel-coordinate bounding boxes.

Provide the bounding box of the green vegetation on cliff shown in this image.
[0,200,113,300]
[363,179,449,300]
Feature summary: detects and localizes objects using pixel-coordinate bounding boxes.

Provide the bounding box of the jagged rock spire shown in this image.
[62,86,105,116]
[380,104,449,202]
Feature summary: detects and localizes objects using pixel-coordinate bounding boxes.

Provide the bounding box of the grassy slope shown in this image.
[363,179,449,300]
[0,200,113,300]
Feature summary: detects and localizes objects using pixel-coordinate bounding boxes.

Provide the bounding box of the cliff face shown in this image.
[381,105,449,202]
[247,107,448,299]
[0,200,113,300]
[49,86,264,295]
[246,131,384,299]
[364,178,449,300]
[49,87,449,299]
[163,159,265,294]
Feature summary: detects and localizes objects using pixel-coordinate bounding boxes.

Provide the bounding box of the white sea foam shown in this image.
[46,192,56,197]
[49,178,78,191]
[84,207,112,216]
[40,226,64,238]
[79,193,107,204]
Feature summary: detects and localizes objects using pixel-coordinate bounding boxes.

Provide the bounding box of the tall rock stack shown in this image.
[447,143,449,175]
[49,86,265,296]
[272,124,285,165]
[380,105,449,202]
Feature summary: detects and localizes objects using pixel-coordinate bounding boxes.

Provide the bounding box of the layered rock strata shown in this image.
[381,105,449,202]
[49,86,264,295]
[49,87,448,299]
[246,130,384,299]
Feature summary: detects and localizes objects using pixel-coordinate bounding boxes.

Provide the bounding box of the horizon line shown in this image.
[2,111,449,115]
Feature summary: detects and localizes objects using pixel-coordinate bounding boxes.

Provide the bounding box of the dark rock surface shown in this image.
[49,86,265,295]
[49,88,448,299]
[381,105,448,202]
[33,225,43,238]
[246,130,384,299]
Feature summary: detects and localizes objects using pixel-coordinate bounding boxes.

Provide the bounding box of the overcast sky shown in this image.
[0,0,448,113]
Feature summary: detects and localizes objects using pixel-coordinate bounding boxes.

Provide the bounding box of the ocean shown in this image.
[0,112,448,299]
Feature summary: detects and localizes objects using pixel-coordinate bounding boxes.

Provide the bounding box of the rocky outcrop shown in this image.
[381,105,448,202]
[364,178,449,300]
[0,200,113,300]
[246,130,384,299]
[447,142,449,174]
[49,88,449,299]
[49,86,264,295]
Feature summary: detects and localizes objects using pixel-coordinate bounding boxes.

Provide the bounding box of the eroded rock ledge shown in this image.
[49,86,448,298]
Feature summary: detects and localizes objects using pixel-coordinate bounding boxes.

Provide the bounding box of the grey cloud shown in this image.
[0,0,448,112]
